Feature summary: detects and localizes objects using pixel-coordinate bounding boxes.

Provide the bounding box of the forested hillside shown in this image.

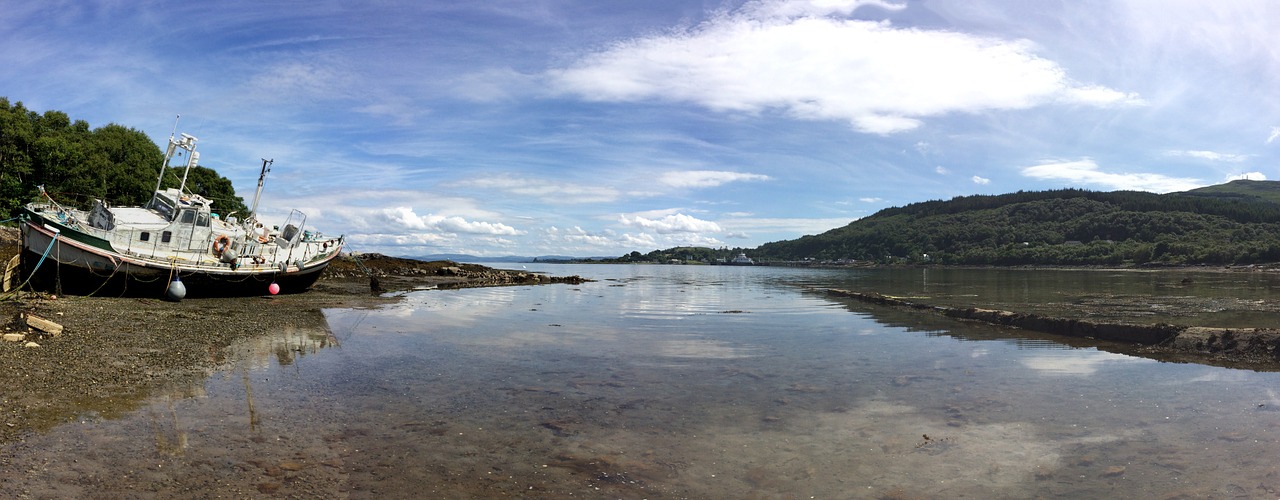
[0,98,246,219]
[753,184,1280,266]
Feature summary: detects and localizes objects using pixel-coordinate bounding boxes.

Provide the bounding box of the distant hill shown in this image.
[1179,179,1280,204]
[749,185,1280,266]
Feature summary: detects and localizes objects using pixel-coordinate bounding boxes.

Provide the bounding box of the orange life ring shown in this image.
[211,235,230,256]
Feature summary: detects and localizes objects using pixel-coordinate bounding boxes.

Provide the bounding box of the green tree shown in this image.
[0,98,247,220]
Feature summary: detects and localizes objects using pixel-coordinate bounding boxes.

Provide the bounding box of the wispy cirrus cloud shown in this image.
[658,170,771,188]
[454,176,621,204]
[1165,149,1249,162]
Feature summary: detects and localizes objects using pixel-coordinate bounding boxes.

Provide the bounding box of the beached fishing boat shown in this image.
[18,131,344,298]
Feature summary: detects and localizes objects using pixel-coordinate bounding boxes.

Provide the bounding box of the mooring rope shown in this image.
[1,231,60,300]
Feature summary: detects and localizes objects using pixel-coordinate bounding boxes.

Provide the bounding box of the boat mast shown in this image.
[151,115,181,198]
[176,133,199,195]
[249,158,272,222]
[150,117,199,199]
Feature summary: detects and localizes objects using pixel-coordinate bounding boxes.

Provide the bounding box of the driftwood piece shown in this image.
[2,254,18,292]
[21,312,63,337]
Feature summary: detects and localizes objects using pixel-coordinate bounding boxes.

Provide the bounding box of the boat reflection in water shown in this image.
[6,265,1280,498]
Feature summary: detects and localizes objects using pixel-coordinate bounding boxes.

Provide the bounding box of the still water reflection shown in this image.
[2,264,1279,498]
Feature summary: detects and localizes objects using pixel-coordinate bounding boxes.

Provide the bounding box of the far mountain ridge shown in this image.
[627,180,1280,267]
[1178,179,1280,204]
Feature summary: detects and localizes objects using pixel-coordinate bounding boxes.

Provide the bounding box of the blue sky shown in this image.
[4,0,1278,257]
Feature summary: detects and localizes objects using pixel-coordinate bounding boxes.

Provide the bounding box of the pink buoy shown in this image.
[268,282,280,295]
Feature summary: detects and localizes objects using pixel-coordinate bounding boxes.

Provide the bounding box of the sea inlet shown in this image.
[2,264,1278,498]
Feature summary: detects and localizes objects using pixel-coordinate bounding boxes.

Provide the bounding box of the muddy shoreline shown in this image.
[0,228,588,445]
[823,288,1280,371]
[6,222,1280,447]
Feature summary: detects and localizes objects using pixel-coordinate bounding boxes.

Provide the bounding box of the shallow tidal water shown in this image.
[3,264,1280,498]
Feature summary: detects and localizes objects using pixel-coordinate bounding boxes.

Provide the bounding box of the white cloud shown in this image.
[658,170,771,188]
[350,232,452,247]
[544,226,616,247]
[618,212,722,234]
[383,207,523,235]
[621,232,658,249]
[246,60,354,102]
[1020,158,1203,193]
[971,176,990,185]
[1059,85,1144,106]
[1166,150,1249,162]
[455,176,620,203]
[719,216,853,235]
[935,166,949,175]
[746,0,906,19]
[549,0,1139,134]
[859,197,883,203]
[1226,172,1267,182]
[1269,126,1280,144]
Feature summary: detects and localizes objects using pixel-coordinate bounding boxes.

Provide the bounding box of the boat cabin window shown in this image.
[162,231,172,243]
[197,212,210,227]
[179,209,196,224]
[139,232,150,242]
[149,194,175,220]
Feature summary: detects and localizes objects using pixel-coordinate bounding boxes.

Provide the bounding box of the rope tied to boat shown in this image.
[0,230,59,300]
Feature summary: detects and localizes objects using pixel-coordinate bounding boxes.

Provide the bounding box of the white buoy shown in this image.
[166,275,187,301]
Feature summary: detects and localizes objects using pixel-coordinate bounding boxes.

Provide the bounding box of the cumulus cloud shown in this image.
[618,212,722,234]
[1020,159,1203,193]
[658,170,771,188]
[621,232,658,248]
[1166,149,1249,162]
[971,176,990,185]
[544,226,616,247]
[383,207,523,235]
[549,0,1139,134]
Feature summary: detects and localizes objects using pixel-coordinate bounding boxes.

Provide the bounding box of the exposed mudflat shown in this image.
[0,228,586,445]
[5,223,1280,451]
